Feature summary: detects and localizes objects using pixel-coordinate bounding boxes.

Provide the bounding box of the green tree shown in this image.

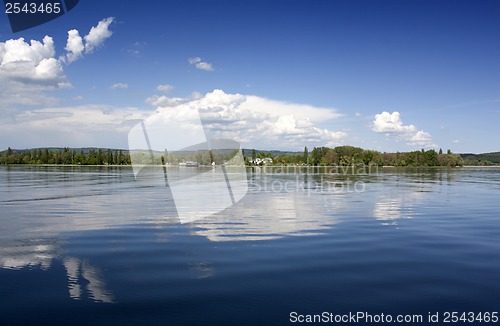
[118,150,124,165]
[106,149,113,165]
[323,150,339,165]
[97,149,104,165]
[311,147,324,165]
[361,150,378,165]
[41,148,49,164]
[424,149,438,166]
[62,147,72,164]
[74,150,85,165]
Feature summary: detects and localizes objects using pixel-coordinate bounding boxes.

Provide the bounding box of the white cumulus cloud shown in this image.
[0,36,64,84]
[84,17,114,53]
[372,111,416,133]
[64,29,84,63]
[188,57,214,71]
[62,17,114,63]
[145,89,345,150]
[372,111,436,148]
[407,130,434,147]
[0,17,115,107]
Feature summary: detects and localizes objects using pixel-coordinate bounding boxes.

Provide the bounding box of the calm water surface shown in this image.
[1,166,500,325]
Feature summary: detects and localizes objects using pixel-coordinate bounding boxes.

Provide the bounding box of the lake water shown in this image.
[1,166,500,325]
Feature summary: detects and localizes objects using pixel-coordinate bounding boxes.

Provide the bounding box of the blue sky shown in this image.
[0,0,499,153]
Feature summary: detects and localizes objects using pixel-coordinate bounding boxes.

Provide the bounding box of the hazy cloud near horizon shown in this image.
[0,105,147,149]
[0,89,348,150]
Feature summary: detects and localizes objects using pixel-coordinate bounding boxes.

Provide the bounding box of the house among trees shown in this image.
[251,157,273,165]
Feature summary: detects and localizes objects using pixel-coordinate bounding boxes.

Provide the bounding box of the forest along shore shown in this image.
[0,146,499,167]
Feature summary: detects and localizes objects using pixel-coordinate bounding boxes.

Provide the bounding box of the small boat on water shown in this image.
[179,161,199,167]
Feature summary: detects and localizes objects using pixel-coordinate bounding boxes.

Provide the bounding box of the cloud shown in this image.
[127,42,145,57]
[0,89,345,150]
[0,36,64,105]
[0,81,61,107]
[191,91,203,99]
[57,81,72,89]
[64,29,84,63]
[372,111,417,133]
[145,95,186,107]
[188,57,199,64]
[62,17,114,63]
[111,83,128,90]
[84,17,114,53]
[145,89,345,149]
[156,84,174,93]
[407,130,434,147]
[0,105,148,149]
[0,17,115,108]
[240,95,342,121]
[0,36,64,85]
[372,111,436,148]
[188,57,214,71]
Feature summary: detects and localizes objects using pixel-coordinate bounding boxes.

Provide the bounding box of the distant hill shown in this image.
[460,152,500,165]
[241,149,299,157]
[8,147,129,155]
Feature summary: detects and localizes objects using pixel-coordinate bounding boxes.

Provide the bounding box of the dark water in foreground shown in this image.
[1,166,500,325]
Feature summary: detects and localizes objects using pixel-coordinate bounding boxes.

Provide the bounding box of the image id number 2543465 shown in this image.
[5,2,61,14]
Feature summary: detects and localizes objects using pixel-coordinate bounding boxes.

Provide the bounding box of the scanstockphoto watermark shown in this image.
[290,311,425,324]
[251,163,381,176]
[289,311,500,324]
[248,164,379,195]
[250,175,366,195]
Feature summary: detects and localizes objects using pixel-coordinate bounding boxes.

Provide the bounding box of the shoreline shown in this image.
[382,165,499,168]
[1,164,499,168]
[0,164,132,167]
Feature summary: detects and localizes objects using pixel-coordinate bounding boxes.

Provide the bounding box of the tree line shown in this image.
[0,147,131,165]
[460,152,499,166]
[0,145,489,167]
[247,146,465,167]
